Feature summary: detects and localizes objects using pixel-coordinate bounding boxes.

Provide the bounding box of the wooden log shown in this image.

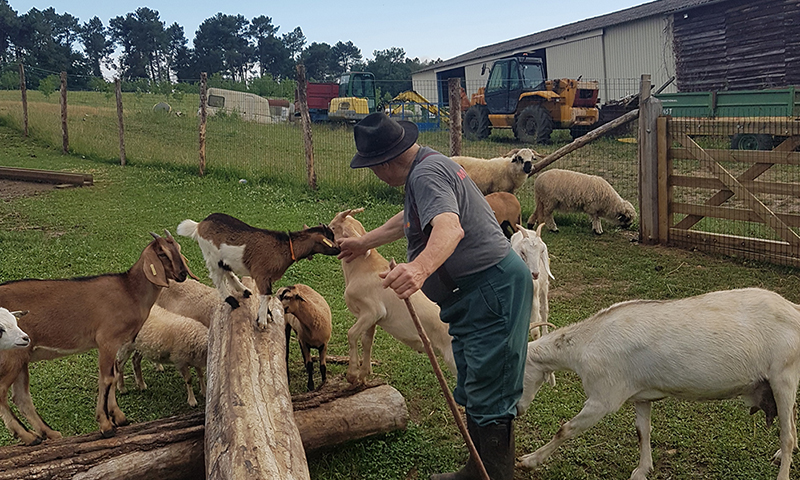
[198,72,207,176]
[205,290,309,480]
[115,78,126,166]
[19,62,28,138]
[0,382,407,480]
[0,166,93,186]
[449,78,462,157]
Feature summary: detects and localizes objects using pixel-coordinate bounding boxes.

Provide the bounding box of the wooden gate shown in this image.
[658,117,800,267]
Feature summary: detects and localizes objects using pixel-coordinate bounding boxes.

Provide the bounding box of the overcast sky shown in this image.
[9,0,651,62]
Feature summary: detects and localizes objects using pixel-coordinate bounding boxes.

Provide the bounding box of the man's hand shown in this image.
[380,261,428,300]
[337,237,369,263]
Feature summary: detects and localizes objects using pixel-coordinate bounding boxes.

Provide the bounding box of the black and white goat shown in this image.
[177,213,340,327]
[517,288,800,480]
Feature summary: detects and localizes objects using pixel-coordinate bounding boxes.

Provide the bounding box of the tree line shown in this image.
[0,1,441,100]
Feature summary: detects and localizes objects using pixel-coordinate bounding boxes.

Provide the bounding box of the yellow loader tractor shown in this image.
[463,54,600,143]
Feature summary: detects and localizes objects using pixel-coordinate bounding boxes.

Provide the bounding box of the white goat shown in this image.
[452,148,538,195]
[517,288,800,480]
[0,232,194,444]
[328,208,457,384]
[527,168,636,235]
[115,305,208,407]
[177,213,340,327]
[276,284,332,391]
[0,308,29,351]
[485,192,521,239]
[510,224,553,340]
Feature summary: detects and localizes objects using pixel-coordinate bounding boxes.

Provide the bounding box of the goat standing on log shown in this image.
[0,232,193,445]
[177,213,340,328]
[517,288,800,480]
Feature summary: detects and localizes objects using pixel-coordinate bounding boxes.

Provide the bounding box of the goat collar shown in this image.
[288,232,296,261]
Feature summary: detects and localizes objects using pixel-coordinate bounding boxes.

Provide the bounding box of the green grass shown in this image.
[1,98,800,479]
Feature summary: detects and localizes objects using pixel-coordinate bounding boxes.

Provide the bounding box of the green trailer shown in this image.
[656,86,800,149]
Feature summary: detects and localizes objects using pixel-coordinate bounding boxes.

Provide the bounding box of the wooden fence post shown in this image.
[19,63,28,138]
[296,64,317,190]
[657,115,669,245]
[198,72,207,176]
[115,79,126,166]
[60,71,68,154]
[637,74,663,245]
[448,78,462,157]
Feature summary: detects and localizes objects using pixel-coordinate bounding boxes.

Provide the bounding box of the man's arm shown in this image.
[337,211,406,262]
[380,212,464,299]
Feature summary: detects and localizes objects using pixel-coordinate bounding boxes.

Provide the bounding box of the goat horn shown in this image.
[164,229,174,239]
[530,322,556,331]
[11,310,29,319]
[150,232,161,240]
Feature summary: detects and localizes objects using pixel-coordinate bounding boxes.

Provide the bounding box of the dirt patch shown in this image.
[0,179,57,201]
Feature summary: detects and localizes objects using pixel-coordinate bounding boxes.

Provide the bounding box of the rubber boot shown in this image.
[475,418,515,480]
[430,415,482,480]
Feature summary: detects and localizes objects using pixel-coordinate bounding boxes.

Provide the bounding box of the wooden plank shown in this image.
[671,175,799,196]
[669,118,800,136]
[638,75,660,245]
[672,202,800,228]
[669,146,800,165]
[669,228,800,267]
[0,167,93,185]
[675,132,800,247]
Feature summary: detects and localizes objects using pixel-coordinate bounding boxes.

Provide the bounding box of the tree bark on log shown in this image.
[205,291,309,480]
[0,382,407,480]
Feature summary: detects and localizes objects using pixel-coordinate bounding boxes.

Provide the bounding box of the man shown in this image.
[337,112,533,480]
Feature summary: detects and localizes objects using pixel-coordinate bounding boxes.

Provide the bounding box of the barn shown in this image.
[412,0,800,106]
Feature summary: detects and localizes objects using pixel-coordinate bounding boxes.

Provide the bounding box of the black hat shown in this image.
[350,113,419,168]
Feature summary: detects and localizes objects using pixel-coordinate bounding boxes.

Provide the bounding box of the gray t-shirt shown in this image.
[404,147,510,303]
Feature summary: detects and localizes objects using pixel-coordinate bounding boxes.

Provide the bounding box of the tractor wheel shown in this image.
[463,105,491,140]
[515,104,554,144]
[730,134,773,150]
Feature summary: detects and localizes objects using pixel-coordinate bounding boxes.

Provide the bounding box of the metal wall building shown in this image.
[413,0,799,106]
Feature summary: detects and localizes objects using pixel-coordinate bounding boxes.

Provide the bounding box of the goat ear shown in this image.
[181,253,201,281]
[350,207,365,216]
[142,243,169,287]
[11,310,28,319]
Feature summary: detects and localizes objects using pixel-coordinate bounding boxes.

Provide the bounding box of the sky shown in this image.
[9,0,651,63]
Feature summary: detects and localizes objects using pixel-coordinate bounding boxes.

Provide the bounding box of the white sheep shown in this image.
[276,284,332,391]
[177,213,340,328]
[517,288,800,480]
[485,192,521,239]
[0,308,29,351]
[155,277,219,327]
[510,224,553,339]
[115,305,208,407]
[527,168,636,235]
[451,148,538,195]
[328,208,457,384]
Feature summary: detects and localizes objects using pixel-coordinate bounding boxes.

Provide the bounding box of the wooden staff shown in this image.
[388,260,490,480]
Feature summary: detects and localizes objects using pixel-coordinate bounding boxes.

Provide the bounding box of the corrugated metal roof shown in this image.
[417,0,727,73]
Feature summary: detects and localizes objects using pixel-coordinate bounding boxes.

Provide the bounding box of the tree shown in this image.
[164,23,187,80]
[367,47,412,98]
[109,8,168,81]
[258,35,292,80]
[79,16,112,78]
[193,13,253,81]
[300,42,333,82]
[249,15,281,77]
[281,27,305,61]
[0,0,19,63]
[331,41,361,76]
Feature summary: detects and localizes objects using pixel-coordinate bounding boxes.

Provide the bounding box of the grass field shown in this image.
[1,92,800,479]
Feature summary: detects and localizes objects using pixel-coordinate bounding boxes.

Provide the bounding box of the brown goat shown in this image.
[0,232,194,445]
[277,284,332,391]
[177,213,340,327]
[485,191,522,239]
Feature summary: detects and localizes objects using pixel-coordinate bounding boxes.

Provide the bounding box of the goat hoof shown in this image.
[243,289,252,298]
[25,436,43,447]
[100,427,117,439]
[225,296,240,309]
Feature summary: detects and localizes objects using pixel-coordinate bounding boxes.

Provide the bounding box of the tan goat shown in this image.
[485,192,522,239]
[276,284,332,391]
[329,208,456,384]
[0,232,194,444]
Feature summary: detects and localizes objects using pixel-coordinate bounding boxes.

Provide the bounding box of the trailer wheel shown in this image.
[731,134,773,150]
[515,104,553,144]
[464,105,491,140]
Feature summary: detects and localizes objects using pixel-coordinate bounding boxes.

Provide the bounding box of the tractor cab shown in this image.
[484,55,546,114]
